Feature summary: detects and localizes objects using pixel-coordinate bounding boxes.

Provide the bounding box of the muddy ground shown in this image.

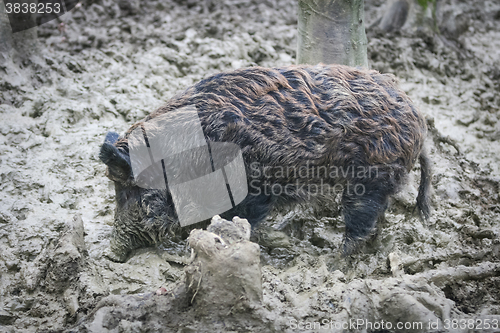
[0,0,499,332]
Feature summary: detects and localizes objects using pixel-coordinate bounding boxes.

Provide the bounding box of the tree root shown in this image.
[427,117,461,155]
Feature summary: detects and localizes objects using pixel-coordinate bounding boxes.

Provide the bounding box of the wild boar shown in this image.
[100,64,431,262]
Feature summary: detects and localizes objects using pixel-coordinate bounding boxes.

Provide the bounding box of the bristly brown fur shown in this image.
[118,64,425,174]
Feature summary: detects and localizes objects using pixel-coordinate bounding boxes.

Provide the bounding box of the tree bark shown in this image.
[297,0,368,67]
[0,0,14,63]
[379,0,410,32]
[0,0,39,65]
[379,0,438,35]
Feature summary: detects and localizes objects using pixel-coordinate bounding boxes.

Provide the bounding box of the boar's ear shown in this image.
[99,132,132,182]
[104,131,120,145]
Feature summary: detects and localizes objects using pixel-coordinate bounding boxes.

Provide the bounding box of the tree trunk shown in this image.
[296,0,368,67]
[379,0,438,35]
[379,0,411,32]
[0,0,39,65]
[0,0,14,64]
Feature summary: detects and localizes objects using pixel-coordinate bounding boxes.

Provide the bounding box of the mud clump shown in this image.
[9,216,107,330]
[70,216,271,332]
[25,215,86,294]
[186,216,263,315]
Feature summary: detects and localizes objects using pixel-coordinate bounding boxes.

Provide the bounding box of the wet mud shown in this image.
[0,0,499,332]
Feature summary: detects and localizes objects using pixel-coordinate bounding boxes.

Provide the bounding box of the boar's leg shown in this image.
[222,193,274,227]
[107,215,157,263]
[342,182,392,255]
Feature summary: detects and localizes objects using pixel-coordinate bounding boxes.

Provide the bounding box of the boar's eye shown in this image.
[124,191,132,201]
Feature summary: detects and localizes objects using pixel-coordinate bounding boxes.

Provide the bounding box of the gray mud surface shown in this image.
[0,0,499,332]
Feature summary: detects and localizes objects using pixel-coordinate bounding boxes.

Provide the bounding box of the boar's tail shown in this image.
[416,147,432,220]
